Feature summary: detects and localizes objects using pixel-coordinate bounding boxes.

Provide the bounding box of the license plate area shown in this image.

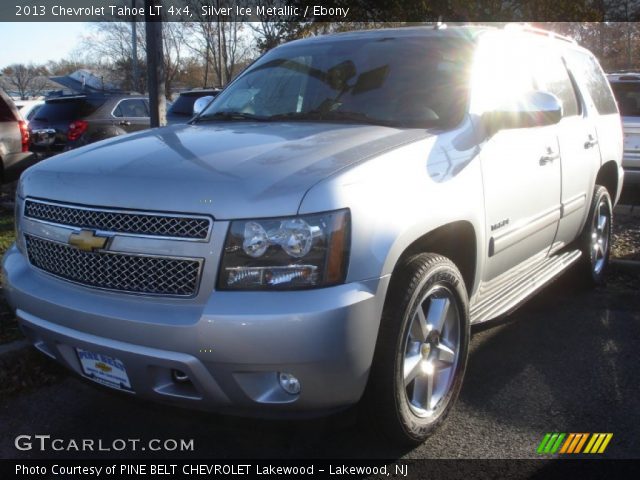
[76,348,133,392]
[32,129,56,146]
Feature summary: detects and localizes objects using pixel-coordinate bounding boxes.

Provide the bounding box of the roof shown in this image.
[283,25,492,48]
[607,73,640,82]
[178,88,222,96]
[44,92,146,103]
[279,24,582,52]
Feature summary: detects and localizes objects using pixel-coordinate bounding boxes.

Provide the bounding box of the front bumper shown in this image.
[2,245,388,416]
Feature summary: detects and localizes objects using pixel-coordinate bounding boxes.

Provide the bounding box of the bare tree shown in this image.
[163,22,189,98]
[186,0,252,86]
[249,0,312,53]
[82,22,193,96]
[1,63,49,99]
[81,22,146,91]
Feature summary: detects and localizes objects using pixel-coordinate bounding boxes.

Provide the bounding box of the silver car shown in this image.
[3,25,623,444]
[607,73,640,190]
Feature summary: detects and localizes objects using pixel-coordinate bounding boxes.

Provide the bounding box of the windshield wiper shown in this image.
[268,110,393,126]
[194,111,269,123]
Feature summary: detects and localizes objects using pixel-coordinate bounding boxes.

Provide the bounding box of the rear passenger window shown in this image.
[565,50,618,115]
[34,98,105,122]
[113,99,148,118]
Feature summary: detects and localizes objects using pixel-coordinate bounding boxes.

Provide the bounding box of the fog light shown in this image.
[278,372,301,395]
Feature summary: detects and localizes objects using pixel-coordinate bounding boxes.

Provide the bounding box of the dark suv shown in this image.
[0,89,34,183]
[29,93,150,158]
[166,88,221,124]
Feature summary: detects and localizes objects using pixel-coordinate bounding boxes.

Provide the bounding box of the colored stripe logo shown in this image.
[537,433,613,454]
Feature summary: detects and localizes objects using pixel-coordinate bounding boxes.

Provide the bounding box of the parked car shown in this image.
[166,88,221,124]
[14,100,45,126]
[29,93,150,158]
[607,73,640,192]
[0,89,35,183]
[3,25,623,444]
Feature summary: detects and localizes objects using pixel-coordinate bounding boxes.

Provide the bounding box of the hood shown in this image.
[21,122,429,219]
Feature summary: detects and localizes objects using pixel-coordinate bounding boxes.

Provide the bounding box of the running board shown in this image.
[470,249,582,324]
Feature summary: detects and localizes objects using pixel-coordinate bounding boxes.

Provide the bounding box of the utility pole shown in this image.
[217,0,225,86]
[145,0,166,127]
[131,0,139,92]
[626,2,632,70]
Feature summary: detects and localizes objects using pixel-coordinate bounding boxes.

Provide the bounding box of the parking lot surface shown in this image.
[0,266,638,460]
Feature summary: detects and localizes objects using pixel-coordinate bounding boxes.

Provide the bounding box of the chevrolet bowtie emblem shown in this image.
[94,362,112,373]
[68,230,109,252]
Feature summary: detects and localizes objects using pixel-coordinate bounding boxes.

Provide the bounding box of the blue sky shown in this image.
[0,22,91,68]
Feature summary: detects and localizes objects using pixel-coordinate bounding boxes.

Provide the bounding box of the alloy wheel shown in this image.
[403,286,461,417]
[591,198,611,275]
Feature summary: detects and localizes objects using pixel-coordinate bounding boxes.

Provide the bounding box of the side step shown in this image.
[470,249,582,324]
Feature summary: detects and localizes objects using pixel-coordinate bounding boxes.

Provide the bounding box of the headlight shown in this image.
[219,209,350,290]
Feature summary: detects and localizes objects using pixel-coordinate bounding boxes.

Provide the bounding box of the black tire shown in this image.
[363,253,470,445]
[577,185,613,286]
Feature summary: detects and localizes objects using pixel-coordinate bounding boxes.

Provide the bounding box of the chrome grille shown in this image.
[24,199,211,240]
[25,235,202,296]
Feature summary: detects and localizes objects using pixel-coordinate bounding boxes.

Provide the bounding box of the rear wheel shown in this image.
[364,253,470,445]
[577,185,613,286]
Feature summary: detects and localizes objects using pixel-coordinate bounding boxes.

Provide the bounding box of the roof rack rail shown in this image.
[504,23,576,44]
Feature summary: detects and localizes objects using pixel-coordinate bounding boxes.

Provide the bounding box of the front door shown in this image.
[470,32,563,281]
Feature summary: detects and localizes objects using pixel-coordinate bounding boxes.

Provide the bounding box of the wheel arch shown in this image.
[596,160,621,203]
[387,221,478,297]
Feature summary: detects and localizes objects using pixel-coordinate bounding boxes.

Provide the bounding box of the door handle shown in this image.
[119,120,131,127]
[584,135,598,149]
[540,147,559,165]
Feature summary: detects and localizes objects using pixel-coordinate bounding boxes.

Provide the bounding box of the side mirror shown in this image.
[193,96,215,116]
[483,91,563,136]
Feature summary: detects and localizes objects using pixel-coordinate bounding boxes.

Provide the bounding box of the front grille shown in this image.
[25,235,202,296]
[24,199,211,240]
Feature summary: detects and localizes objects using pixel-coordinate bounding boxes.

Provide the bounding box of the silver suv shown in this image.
[2,25,623,444]
[0,89,35,184]
[607,73,640,191]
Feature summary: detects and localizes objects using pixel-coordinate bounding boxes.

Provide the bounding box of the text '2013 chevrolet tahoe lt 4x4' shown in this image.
[2,25,623,444]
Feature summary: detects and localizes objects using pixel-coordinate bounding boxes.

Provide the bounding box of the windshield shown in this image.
[610,82,640,117]
[199,35,473,128]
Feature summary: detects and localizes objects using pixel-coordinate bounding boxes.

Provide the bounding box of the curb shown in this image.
[610,259,640,272]
[614,204,640,217]
[0,339,29,359]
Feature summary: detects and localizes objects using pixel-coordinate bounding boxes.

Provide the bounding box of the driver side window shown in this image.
[469,33,536,115]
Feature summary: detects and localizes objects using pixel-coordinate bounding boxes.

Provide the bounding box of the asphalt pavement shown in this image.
[0,266,638,461]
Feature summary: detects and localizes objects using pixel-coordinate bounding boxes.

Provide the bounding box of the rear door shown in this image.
[471,32,562,281]
[529,39,600,249]
[565,50,623,197]
[111,98,150,133]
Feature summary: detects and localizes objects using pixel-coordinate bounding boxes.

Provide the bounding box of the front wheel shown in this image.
[364,253,470,445]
